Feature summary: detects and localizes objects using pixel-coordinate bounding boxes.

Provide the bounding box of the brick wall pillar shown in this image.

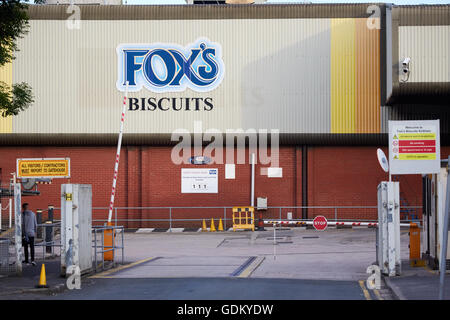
[126,147,142,228]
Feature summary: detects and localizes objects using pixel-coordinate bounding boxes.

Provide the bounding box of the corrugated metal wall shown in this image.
[398,26,450,83]
[0,63,13,133]
[383,5,450,139]
[10,15,381,136]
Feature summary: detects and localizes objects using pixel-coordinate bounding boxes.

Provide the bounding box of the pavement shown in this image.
[383,259,450,300]
[0,227,449,300]
[0,258,66,297]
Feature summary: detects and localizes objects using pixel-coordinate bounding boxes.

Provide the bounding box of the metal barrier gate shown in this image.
[232,207,255,231]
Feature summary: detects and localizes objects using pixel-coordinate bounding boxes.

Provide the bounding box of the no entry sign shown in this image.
[313,216,328,231]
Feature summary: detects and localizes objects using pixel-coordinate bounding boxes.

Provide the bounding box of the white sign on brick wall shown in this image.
[181,168,218,193]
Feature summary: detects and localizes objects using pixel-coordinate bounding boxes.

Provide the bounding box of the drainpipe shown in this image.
[302,145,308,220]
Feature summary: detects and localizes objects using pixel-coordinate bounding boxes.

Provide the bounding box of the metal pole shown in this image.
[94,230,97,273]
[107,81,129,223]
[115,207,117,228]
[439,156,450,300]
[113,227,115,268]
[334,207,337,221]
[273,223,276,260]
[279,207,281,220]
[224,208,227,231]
[251,153,255,207]
[169,208,172,232]
[102,227,104,270]
[0,202,2,231]
[121,226,124,265]
[14,183,22,276]
[9,198,12,229]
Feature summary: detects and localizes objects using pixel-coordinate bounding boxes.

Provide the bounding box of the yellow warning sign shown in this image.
[399,154,436,160]
[398,133,436,140]
[17,158,70,178]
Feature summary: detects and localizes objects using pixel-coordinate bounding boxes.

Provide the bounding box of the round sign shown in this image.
[376,148,389,173]
[313,215,328,231]
[189,156,211,165]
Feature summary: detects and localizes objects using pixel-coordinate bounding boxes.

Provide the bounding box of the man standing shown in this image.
[22,203,37,266]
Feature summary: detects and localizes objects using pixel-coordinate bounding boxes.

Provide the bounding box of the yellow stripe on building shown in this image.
[331,19,356,133]
[355,18,380,133]
[0,62,13,133]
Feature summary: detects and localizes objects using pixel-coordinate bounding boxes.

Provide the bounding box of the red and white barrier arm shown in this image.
[264,220,414,228]
[107,81,129,223]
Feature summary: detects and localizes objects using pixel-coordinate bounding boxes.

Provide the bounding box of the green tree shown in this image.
[0,0,34,117]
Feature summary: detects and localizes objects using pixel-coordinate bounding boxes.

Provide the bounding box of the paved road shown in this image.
[0,228,396,300]
[38,277,367,300]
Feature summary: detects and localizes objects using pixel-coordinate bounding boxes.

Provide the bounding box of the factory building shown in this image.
[0,4,449,227]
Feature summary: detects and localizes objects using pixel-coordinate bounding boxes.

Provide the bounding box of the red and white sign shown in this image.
[313,215,328,231]
[389,120,440,174]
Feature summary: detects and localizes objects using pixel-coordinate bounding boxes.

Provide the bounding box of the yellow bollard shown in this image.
[36,264,48,288]
[104,221,114,261]
[218,218,224,232]
[210,218,216,232]
[201,219,207,232]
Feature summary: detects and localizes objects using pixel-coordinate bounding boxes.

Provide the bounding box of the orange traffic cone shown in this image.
[218,218,224,231]
[36,264,49,288]
[201,219,207,232]
[210,218,216,232]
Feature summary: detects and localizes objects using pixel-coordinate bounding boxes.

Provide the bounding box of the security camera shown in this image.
[400,57,411,82]
[401,57,410,74]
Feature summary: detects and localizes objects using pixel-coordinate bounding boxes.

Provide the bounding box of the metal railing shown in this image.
[34,222,62,260]
[33,205,423,230]
[92,225,124,272]
[0,199,13,230]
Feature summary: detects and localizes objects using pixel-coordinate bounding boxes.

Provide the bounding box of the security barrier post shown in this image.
[104,221,114,261]
[45,221,53,254]
[48,205,54,222]
[36,210,43,238]
[409,223,423,267]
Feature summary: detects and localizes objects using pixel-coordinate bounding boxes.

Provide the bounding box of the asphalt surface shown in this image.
[0,228,399,300]
[15,277,367,300]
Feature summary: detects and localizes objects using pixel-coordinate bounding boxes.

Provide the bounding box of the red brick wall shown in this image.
[307,146,450,221]
[1,145,448,228]
[0,146,300,228]
[0,146,127,225]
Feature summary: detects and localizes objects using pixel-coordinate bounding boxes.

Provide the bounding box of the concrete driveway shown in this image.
[100,227,409,282]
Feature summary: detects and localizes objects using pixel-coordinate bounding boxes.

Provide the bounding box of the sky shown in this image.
[126,0,450,5]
